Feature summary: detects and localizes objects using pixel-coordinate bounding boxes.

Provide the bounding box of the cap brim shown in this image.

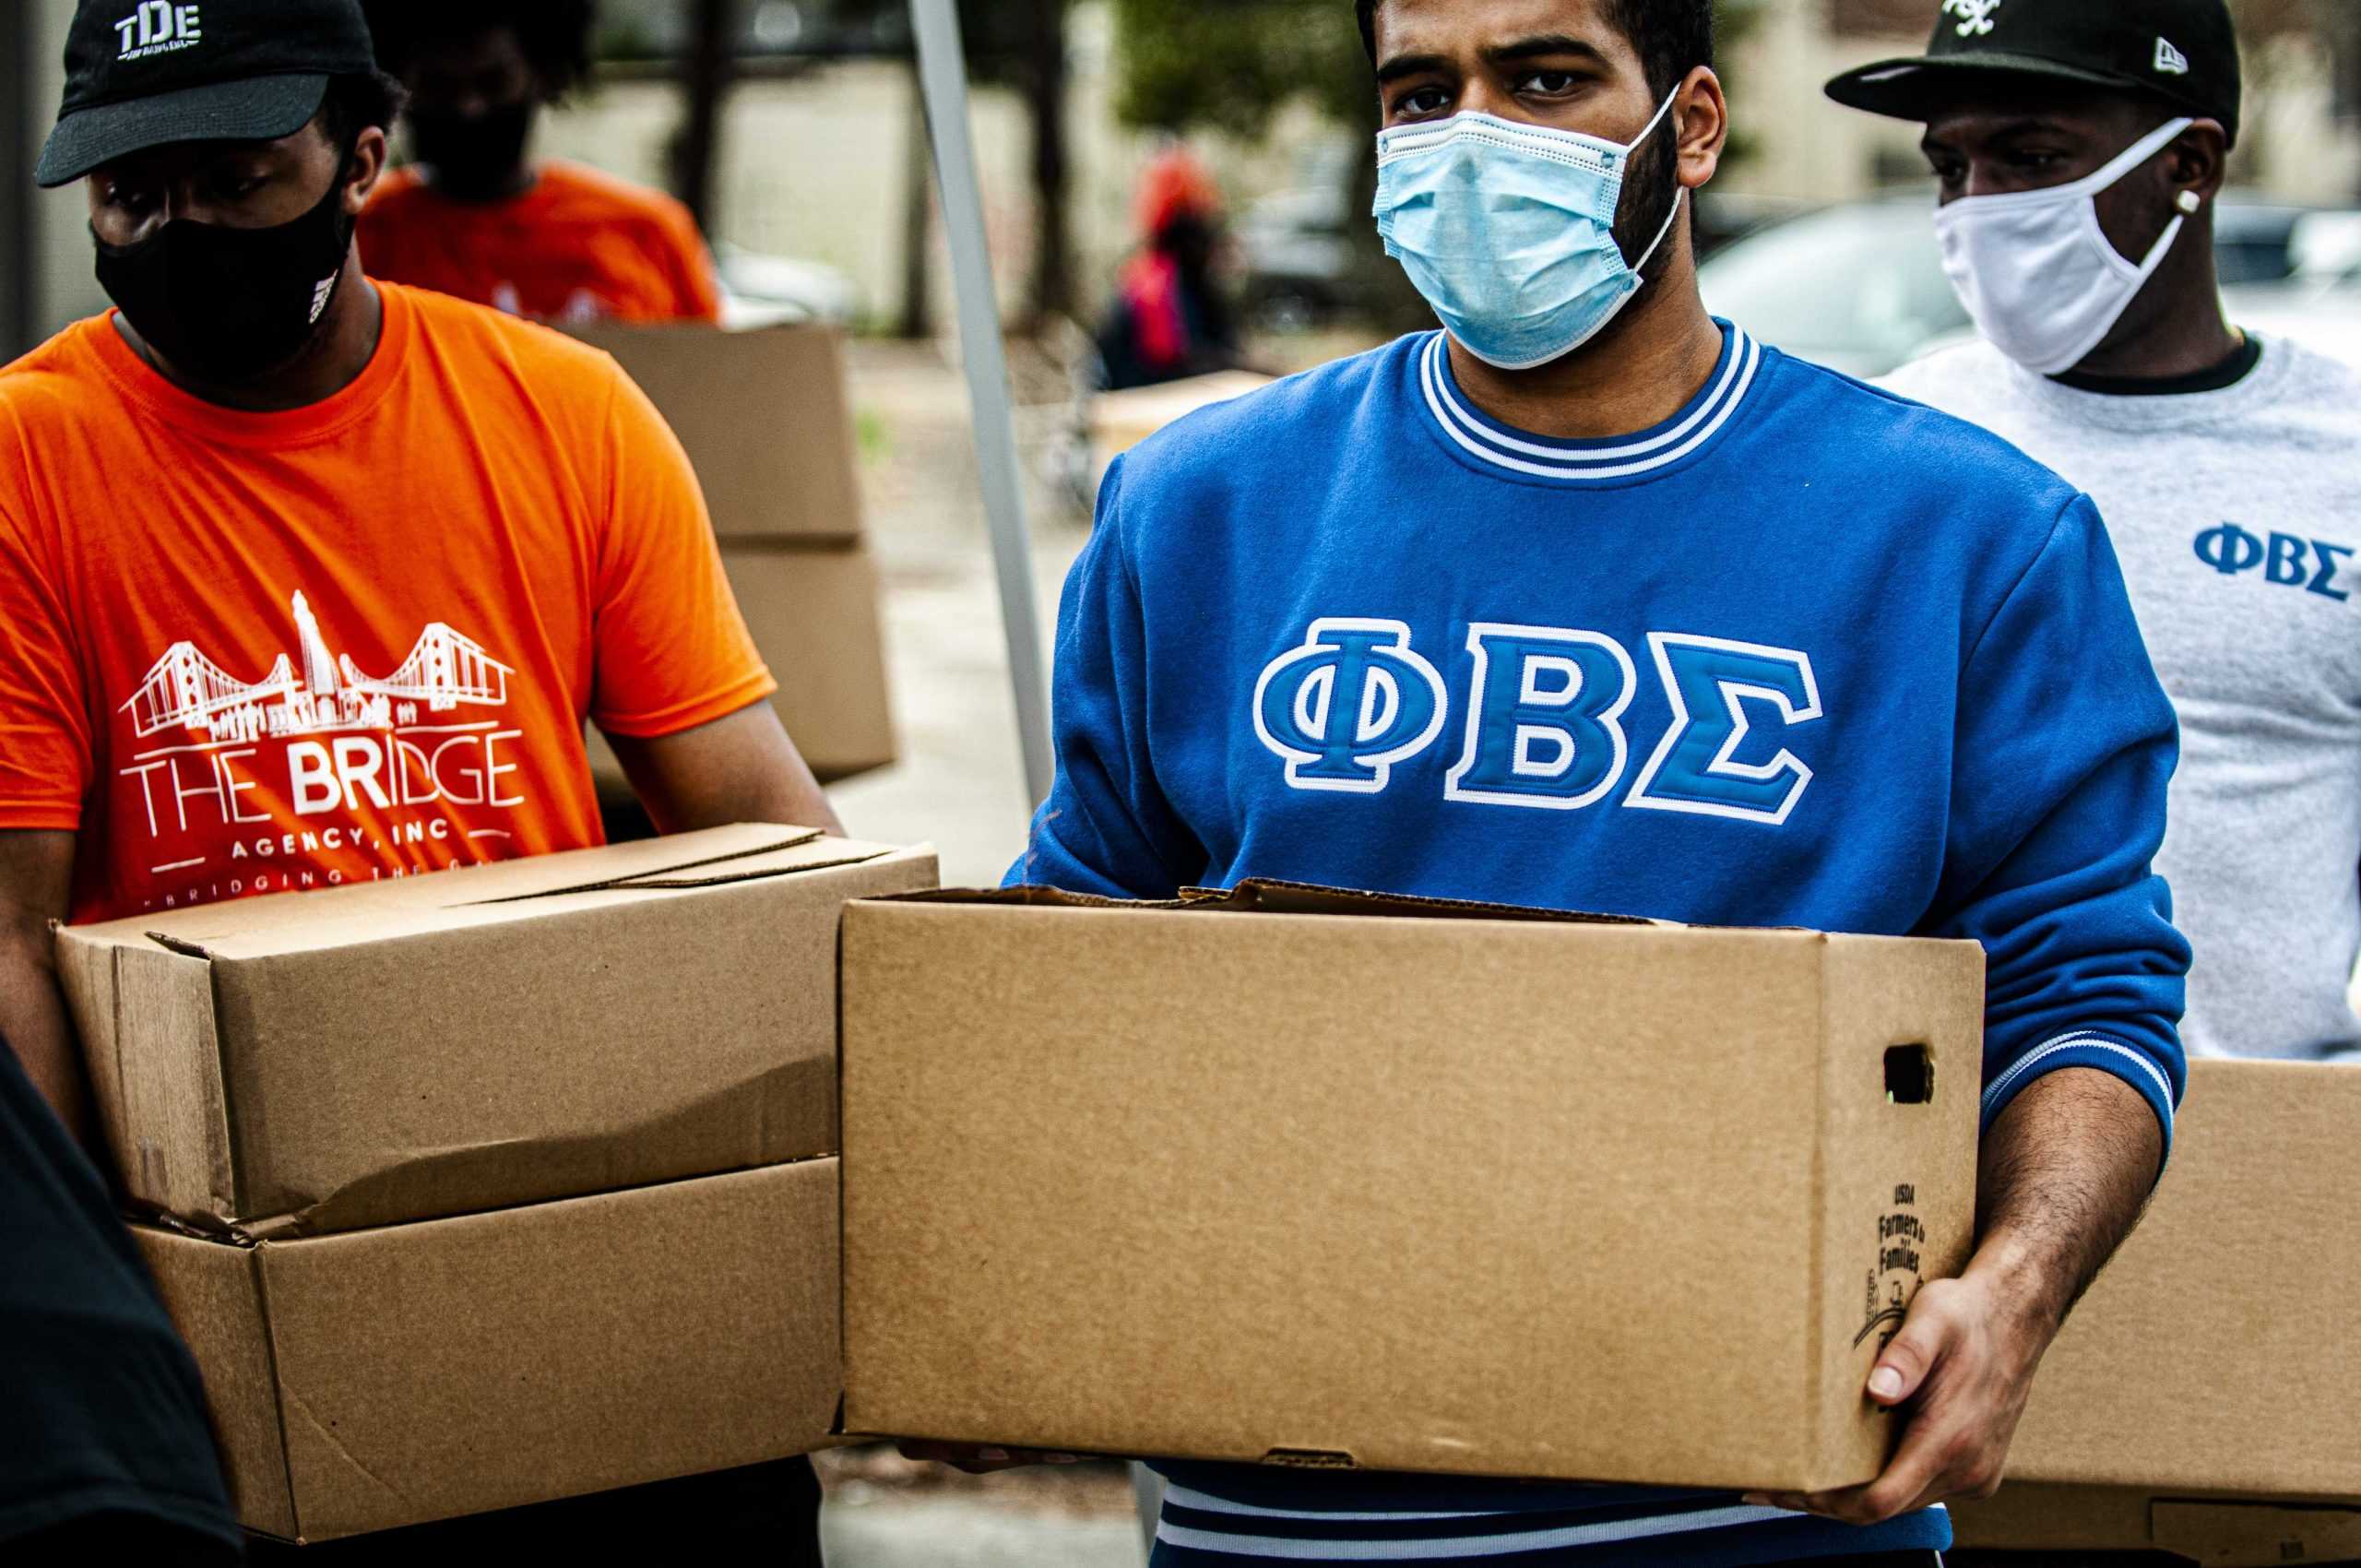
[1824,51,2147,123]
[35,73,330,187]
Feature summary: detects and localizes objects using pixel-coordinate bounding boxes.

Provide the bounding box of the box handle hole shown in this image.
[1884,1045,1934,1105]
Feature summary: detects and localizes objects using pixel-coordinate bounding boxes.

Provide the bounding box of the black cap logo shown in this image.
[113,2,204,63]
[1940,0,2003,38]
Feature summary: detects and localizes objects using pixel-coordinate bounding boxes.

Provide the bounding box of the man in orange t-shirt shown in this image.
[5,4,836,1560]
[359,1,724,324]
[1,0,836,1150]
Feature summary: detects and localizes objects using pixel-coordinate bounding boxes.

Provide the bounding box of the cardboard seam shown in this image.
[247,1243,311,1542]
[204,963,245,1223]
[460,831,827,904]
[1807,935,1833,1487]
[614,849,892,891]
[106,945,138,1194]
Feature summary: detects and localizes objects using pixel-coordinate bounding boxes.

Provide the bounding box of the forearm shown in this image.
[1967,1064,2163,1336]
[609,702,846,837]
[0,923,93,1148]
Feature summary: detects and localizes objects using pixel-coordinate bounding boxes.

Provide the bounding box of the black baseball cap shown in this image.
[1825,0,2242,148]
[35,0,378,188]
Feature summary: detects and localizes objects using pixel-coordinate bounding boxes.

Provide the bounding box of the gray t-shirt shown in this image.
[1884,337,2361,1063]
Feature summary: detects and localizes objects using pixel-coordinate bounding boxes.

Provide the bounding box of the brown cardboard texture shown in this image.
[565,321,865,542]
[1974,1060,2361,1507]
[1952,1484,2361,1566]
[136,1158,842,1544]
[60,824,935,1235]
[588,542,896,790]
[840,884,1985,1492]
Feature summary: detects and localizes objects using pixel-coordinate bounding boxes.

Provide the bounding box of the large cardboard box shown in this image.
[1952,1483,2361,1567]
[1089,370,1275,468]
[839,881,1985,1493]
[1951,1061,2361,1550]
[565,321,865,543]
[140,1158,842,1544]
[588,542,896,791]
[59,824,935,1236]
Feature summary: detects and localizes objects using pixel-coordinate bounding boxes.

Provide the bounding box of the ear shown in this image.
[340,125,389,217]
[2166,118,2229,204]
[1674,66,1729,194]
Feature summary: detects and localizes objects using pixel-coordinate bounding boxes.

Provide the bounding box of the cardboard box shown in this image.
[565,321,865,543]
[588,542,897,791]
[1952,1484,2361,1567]
[839,881,1985,1493]
[60,824,936,1236]
[1950,1061,2361,1538]
[139,1158,843,1544]
[1090,371,1275,467]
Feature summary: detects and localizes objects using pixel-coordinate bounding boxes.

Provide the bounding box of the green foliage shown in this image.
[1113,0,1372,135]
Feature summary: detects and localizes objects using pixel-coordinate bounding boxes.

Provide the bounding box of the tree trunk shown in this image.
[1022,0,1075,330]
[898,57,935,339]
[673,0,738,233]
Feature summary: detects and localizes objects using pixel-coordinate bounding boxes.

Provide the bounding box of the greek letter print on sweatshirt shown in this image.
[1012,324,2190,1566]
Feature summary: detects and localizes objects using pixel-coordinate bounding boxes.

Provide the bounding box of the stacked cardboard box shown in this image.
[1951,1060,2361,1562]
[836,881,1987,1495]
[60,825,937,1543]
[567,322,896,788]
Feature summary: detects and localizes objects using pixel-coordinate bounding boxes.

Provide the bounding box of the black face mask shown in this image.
[94,171,356,386]
[406,102,535,202]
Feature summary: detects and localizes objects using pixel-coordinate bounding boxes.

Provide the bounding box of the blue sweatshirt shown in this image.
[1012,323,2190,1565]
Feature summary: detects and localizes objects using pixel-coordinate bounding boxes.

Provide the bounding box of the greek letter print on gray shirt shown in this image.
[1884,335,2361,1063]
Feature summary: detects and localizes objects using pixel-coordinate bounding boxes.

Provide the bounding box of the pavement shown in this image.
[827,339,1091,887]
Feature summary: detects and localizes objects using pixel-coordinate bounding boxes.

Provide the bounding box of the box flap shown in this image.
[1182,879,1661,926]
[132,1227,299,1540]
[889,880,1660,926]
[248,1160,842,1542]
[55,941,239,1220]
[76,828,909,964]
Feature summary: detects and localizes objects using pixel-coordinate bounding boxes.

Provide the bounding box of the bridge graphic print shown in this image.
[123,591,514,745]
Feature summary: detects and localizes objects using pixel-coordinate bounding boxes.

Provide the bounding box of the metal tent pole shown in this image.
[908,0,1056,811]
[2,1,37,363]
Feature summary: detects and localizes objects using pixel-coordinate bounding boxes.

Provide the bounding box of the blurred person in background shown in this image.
[959,0,2194,1562]
[1,0,831,1557]
[361,0,723,323]
[1834,0,2361,1089]
[1097,147,1246,389]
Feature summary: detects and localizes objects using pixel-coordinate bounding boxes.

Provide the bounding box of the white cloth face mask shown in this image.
[1934,116,2198,376]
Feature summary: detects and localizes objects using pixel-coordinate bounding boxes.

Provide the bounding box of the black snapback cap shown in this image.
[36,0,378,188]
[1825,0,2242,147]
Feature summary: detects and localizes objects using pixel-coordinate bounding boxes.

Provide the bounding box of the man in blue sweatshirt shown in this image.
[991,0,2190,1562]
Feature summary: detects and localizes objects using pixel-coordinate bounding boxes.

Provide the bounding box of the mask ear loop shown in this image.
[1623,86,1691,279]
[1626,86,1685,156]
[1632,186,1688,279]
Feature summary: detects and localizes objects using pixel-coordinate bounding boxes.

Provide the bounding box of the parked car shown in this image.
[1698,196,2325,379]
[713,243,862,330]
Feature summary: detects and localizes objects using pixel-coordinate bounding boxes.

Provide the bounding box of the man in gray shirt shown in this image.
[1831,0,2361,1067]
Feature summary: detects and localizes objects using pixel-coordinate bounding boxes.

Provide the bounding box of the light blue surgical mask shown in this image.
[1373,93,1685,371]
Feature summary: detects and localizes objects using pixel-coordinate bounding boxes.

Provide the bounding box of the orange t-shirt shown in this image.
[360,160,725,325]
[0,282,774,924]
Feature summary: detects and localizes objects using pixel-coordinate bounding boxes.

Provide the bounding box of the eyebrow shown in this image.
[1373,33,1610,89]
[1485,33,1610,68]
[1926,117,2068,150]
[1373,52,1451,88]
